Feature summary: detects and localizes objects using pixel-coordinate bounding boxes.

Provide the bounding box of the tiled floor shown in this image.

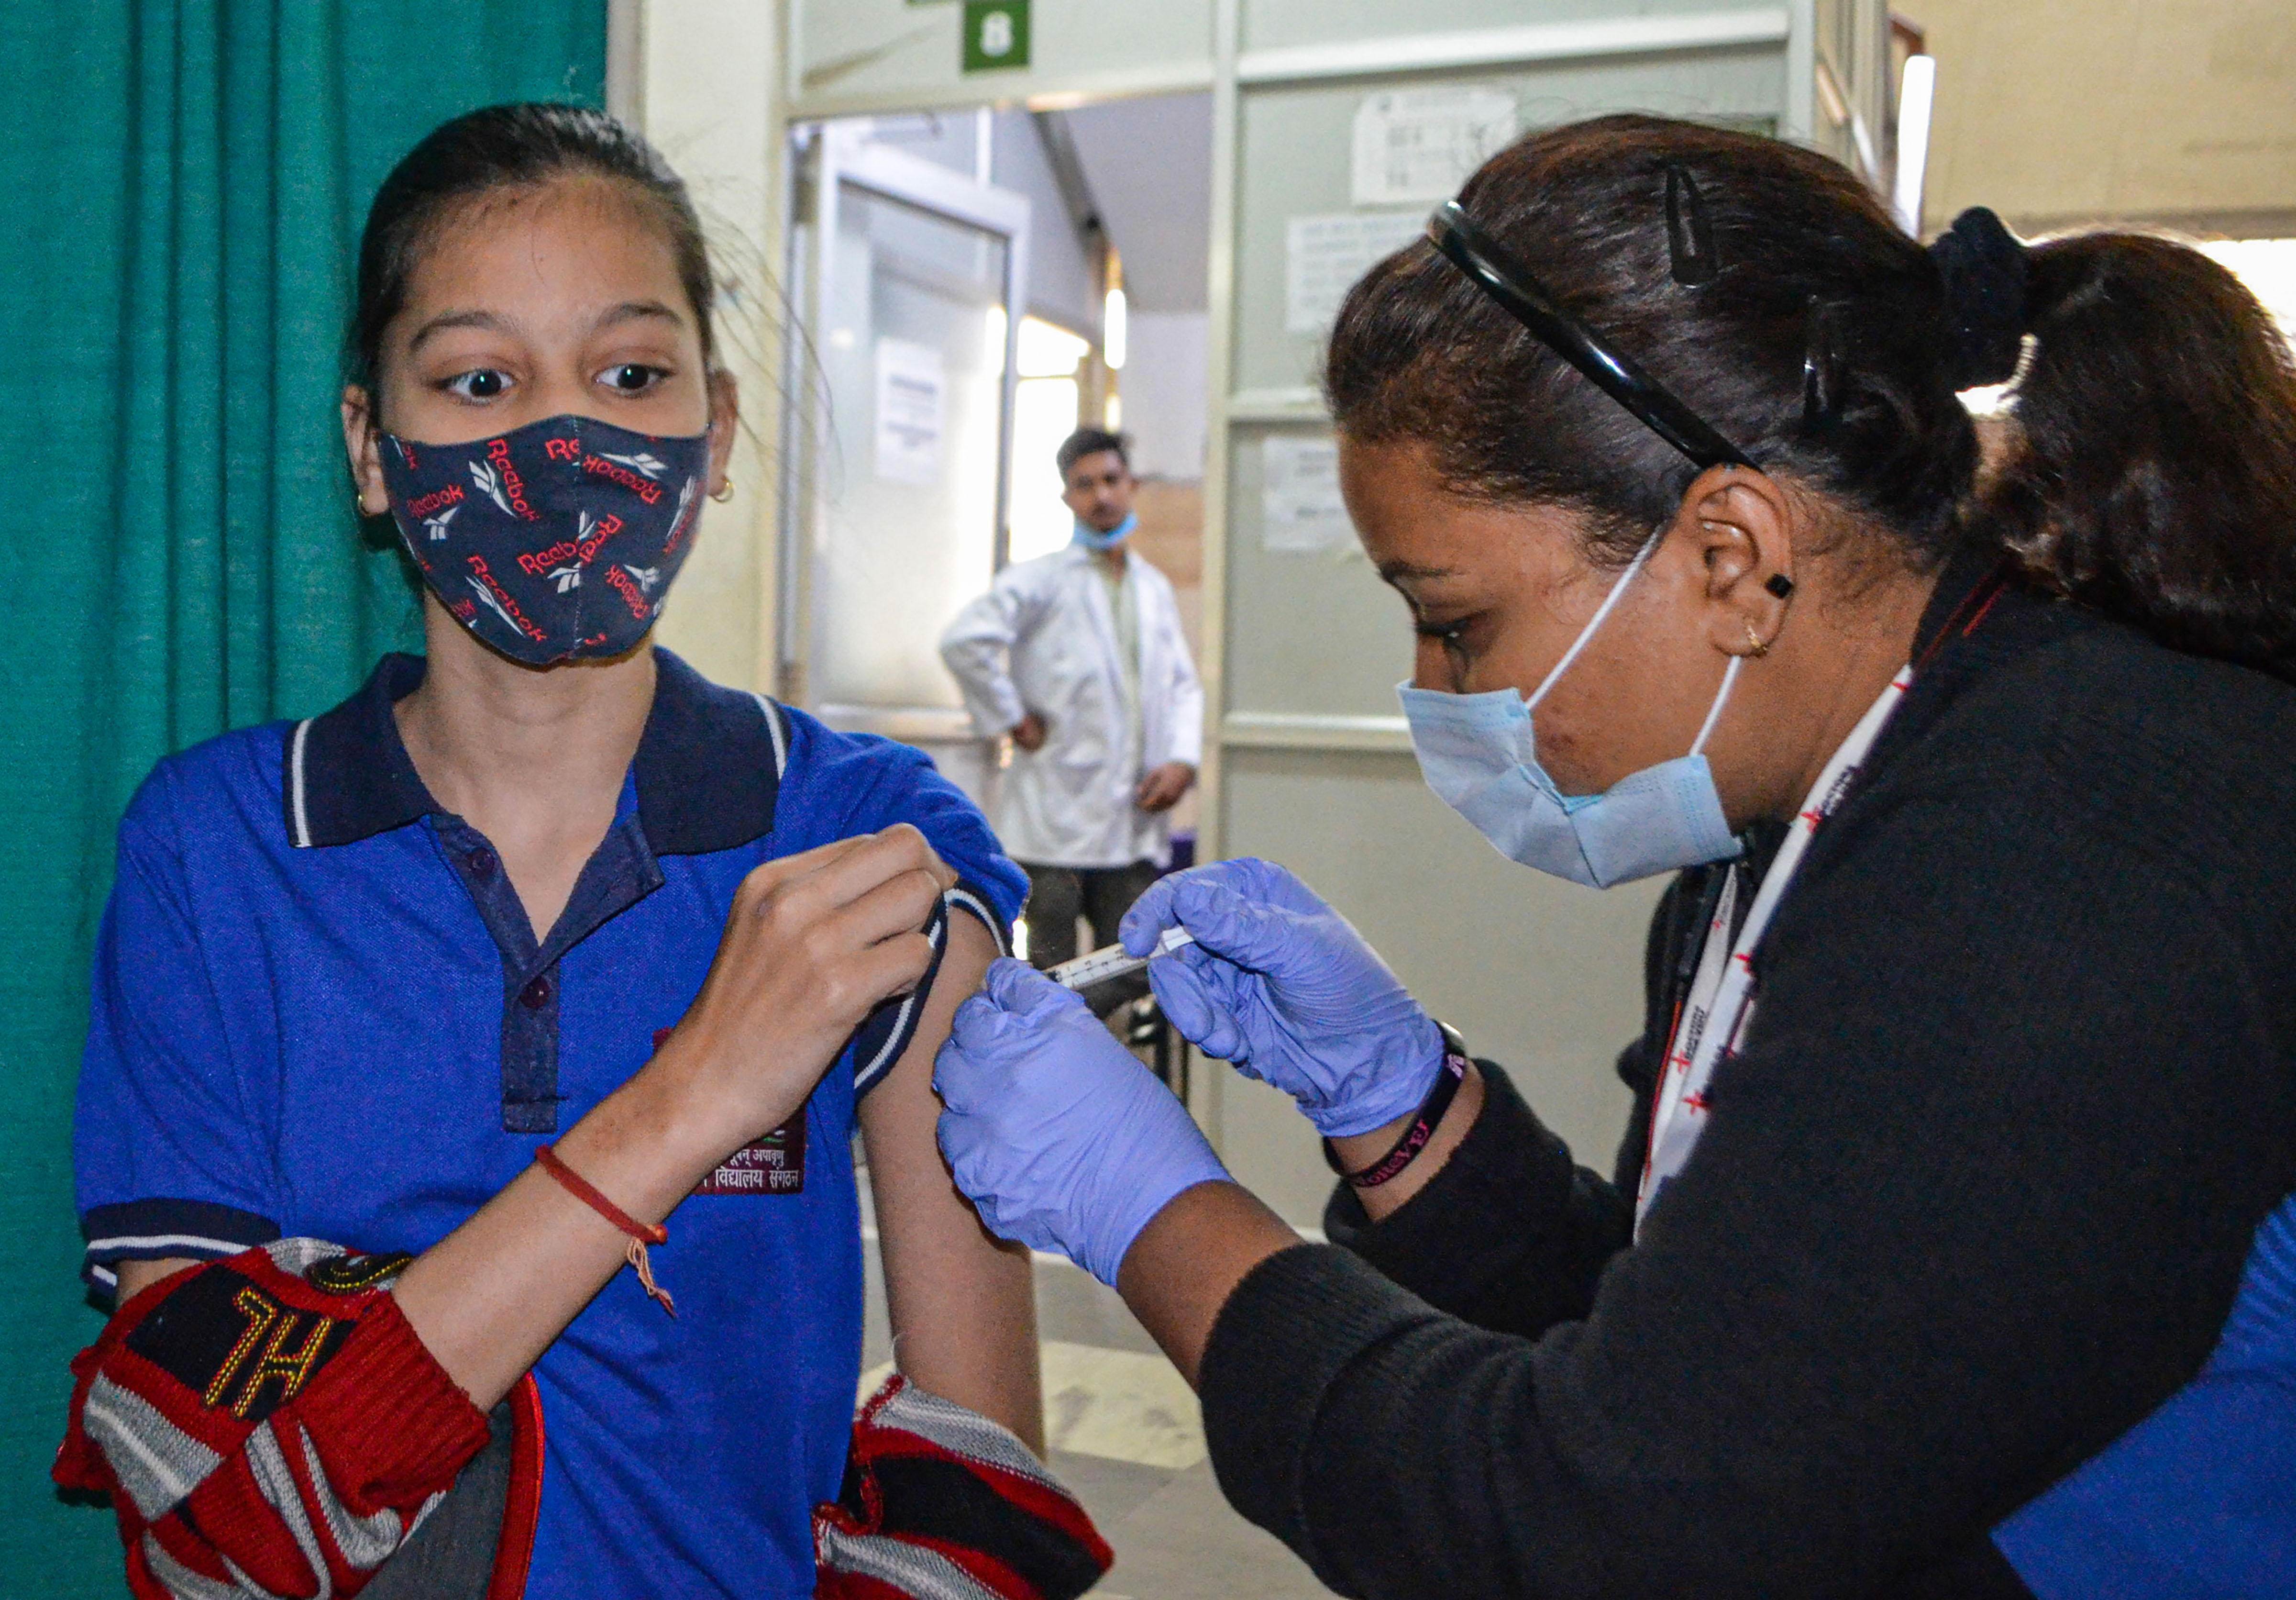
[859,1182,1339,1599]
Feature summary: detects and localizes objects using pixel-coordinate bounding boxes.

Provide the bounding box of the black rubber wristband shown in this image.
[1323,1027,1471,1189]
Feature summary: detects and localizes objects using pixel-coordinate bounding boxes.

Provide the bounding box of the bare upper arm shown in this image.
[858,912,1044,1453]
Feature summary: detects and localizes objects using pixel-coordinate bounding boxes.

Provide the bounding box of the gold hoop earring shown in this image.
[1744,622,1771,658]
[710,479,736,504]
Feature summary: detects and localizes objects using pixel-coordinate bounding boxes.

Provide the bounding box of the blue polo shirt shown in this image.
[73,648,1025,1600]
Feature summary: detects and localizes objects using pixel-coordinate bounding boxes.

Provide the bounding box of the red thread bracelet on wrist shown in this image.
[534,1144,676,1316]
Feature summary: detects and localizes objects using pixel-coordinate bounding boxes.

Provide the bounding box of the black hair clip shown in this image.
[1800,296,1847,435]
[1426,200,1752,472]
[1663,164,1719,287]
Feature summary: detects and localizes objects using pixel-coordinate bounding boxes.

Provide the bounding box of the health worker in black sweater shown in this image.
[933,115,2296,1598]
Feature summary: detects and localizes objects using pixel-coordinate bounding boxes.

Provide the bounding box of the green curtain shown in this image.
[0,3,605,1587]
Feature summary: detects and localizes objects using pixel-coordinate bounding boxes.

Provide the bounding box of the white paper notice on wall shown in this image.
[1261,437,1352,554]
[1351,87,1519,207]
[873,338,946,486]
[1285,212,1426,334]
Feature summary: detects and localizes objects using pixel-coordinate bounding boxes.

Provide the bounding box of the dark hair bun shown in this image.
[1927,208,2028,390]
[1990,230,2296,682]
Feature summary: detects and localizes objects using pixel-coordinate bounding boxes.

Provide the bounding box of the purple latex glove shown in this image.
[935,959,1231,1288]
[1119,858,1445,1138]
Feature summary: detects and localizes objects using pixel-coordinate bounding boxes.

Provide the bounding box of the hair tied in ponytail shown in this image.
[1927,207,2028,390]
[1663,163,1719,286]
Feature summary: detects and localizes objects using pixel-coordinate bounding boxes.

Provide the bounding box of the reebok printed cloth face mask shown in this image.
[1397,536,1744,889]
[380,413,710,666]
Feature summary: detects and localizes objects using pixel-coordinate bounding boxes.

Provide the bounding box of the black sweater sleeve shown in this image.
[1198,762,2291,1600]
[1320,1062,1631,1338]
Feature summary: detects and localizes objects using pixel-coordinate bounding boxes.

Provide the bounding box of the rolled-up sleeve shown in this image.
[809,715,1030,1097]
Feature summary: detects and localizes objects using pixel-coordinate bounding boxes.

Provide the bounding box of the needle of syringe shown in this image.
[1045,925,1196,991]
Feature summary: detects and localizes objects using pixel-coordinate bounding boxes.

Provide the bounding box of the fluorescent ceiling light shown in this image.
[1892,55,1935,238]
[1104,288,1128,371]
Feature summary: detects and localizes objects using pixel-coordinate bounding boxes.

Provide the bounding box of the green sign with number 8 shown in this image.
[962,0,1030,71]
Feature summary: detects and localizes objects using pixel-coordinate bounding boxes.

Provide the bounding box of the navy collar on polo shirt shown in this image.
[280,647,790,1131]
[284,646,783,856]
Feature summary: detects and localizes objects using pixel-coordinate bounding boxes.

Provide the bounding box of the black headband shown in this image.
[1426,198,1753,472]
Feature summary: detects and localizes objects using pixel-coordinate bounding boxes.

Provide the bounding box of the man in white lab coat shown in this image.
[940,430,1203,999]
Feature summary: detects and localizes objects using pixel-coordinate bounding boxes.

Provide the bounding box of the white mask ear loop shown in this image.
[1689,654,1742,757]
[1517,527,1741,758]
[1523,531,1666,713]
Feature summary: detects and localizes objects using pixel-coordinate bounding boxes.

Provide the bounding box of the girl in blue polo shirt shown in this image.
[61,104,1100,1600]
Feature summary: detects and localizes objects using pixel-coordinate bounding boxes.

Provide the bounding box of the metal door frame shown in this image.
[777,124,1030,741]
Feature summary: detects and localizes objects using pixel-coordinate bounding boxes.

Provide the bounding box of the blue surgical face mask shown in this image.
[1397,536,1744,889]
[1073,511,1137,552]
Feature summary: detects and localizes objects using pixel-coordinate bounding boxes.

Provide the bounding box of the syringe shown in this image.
[1046,925,1196,991]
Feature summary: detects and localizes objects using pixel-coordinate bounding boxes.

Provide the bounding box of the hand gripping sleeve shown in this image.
[56,1240,493,1600]
[816,1376,1112,1600]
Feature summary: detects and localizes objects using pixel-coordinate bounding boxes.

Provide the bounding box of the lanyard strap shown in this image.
[1635,665,1915,1233]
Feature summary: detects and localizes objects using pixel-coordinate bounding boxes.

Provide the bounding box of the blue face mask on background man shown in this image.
[380,412,709,666]
[1397,535,1744,889]
[1072,511,1137,552]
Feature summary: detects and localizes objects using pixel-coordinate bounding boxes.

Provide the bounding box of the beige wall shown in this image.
[1129,480,1203,649]
[625,0,785,692]
[1131,479,1205,839]
[1917,0,2296,235]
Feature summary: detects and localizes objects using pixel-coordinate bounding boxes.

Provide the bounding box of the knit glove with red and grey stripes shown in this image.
[816,1375,1114,1600]
[55,1240,496,1600]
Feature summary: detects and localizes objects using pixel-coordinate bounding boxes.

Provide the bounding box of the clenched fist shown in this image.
[654,825,956,1158]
